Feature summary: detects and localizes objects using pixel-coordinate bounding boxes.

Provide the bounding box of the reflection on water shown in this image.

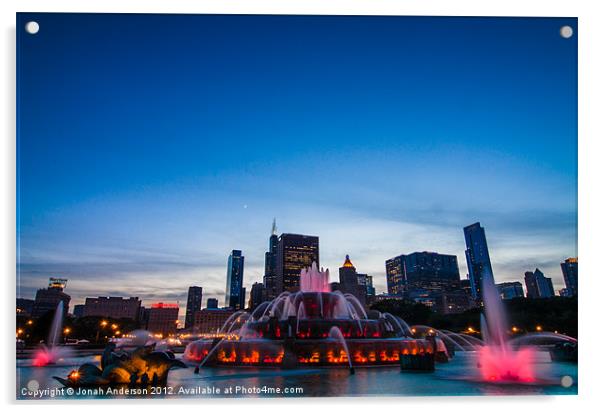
[17,351,577,399]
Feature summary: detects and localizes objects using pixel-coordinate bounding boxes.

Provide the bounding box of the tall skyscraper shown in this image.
[185,286,203,329]
[385,255,405,296]
[263,219,279,301]
[524,268,555,299]
[386,252,460,296]
[276,233,319,293]
[338,255,367,305]
[560,257,578,297]
[226,250,245,310]
[464,222,495,302]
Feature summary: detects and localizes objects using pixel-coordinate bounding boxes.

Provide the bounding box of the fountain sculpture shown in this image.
[185,263,436,369]
[54,342,187,388]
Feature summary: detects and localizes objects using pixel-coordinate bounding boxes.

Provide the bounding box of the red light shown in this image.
[151,302,179,309]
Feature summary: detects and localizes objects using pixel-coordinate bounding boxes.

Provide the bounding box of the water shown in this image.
[16,351,577,399]
[32,302,73,366]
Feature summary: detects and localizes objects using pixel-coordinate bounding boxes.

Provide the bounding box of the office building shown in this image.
[206,298,218,309]
[146,302,179,336]
[185,286,203,329]
[560,257,578,297]
[464,222,495,302]
[250,282,266,310]
[193,308,236,334]
[436,290,474,314]
[226,250,245,310]
[524,268,555,299]
[357,273,375,304]
[386,255,406,296]
[276,233,319,293]
[32,278,71,318]
[496,282,525,300]
[138,306,150,329]
[386,252,460,296]
[83,296,141,320]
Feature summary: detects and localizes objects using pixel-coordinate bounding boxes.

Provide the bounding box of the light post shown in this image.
[96,320,108,344]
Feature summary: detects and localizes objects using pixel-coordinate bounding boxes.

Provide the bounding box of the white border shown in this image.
[2,1,601,412]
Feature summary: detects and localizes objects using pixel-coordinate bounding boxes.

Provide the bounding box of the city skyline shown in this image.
[18,219,576,315]
[17,14,577,311]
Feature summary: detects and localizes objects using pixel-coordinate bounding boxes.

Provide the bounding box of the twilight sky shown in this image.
[17,14,577,314]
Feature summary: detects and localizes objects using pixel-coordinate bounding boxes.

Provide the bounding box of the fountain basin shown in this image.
[185,337,434,367]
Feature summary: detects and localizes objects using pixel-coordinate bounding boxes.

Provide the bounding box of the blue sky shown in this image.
[17,14,577,312]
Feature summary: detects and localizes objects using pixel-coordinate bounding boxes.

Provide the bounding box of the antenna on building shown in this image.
[271,218,277,235]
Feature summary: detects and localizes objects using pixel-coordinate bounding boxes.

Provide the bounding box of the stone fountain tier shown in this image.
[185,265,437,370]
[185,337,434,368]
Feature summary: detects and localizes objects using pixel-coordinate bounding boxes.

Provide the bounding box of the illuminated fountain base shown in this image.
[186,336,434,368]
[185,264,437,370]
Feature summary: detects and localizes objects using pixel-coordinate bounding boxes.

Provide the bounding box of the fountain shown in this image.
[477,268,541,383]
[32,302,73,366]
[185,262,436,369]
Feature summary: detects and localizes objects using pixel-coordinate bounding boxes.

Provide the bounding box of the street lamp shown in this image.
[96,320,109,343]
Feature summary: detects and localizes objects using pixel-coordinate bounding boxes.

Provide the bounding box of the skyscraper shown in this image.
[464,222,495,302]
[385,255,405,296]
[276,233,319,293]
[263,219,279,301]
[338,255,367,305]
[185,286,203,329]
[560,257,578,297]
[524,268,555,299]
[386,252,460,296]
[226,250,245,310]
